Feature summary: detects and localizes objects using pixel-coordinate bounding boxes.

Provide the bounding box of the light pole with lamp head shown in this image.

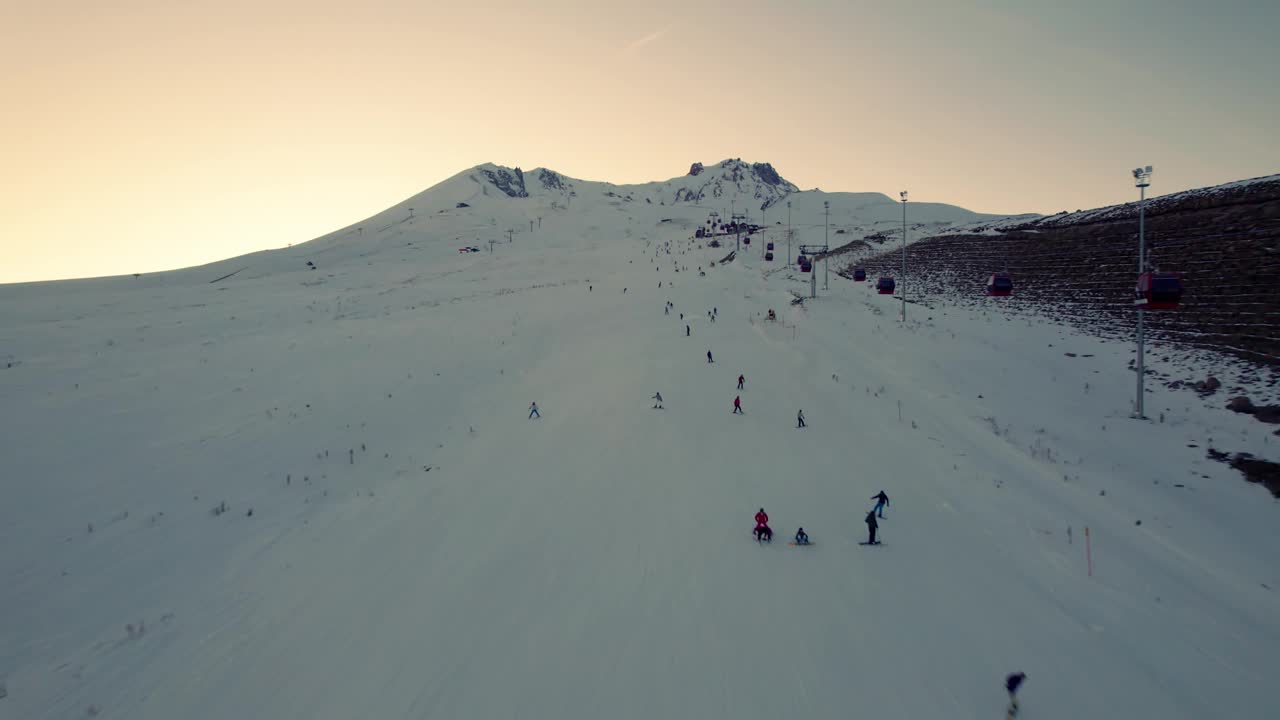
[900,191,908,322]
[1132,165,1152,419]
[824,200,830,290]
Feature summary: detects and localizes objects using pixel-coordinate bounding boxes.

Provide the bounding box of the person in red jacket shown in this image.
[747,507,768,540]
[753,508,772,541]
[732,395,743,414]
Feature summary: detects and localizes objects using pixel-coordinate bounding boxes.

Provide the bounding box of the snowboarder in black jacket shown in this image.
[1005,672,1026,705]
[871,490,889,518]
[864,511,879,544]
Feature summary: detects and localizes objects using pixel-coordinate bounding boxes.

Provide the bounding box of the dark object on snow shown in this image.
[1005,672,1026,697]
[865,511,878,544]
[794,527,809,544]
[1206,449,1280,498]
[455,202,470,208]
[1194,375,1221,396]
[1226,396,1255,414]
[754,525,773,542]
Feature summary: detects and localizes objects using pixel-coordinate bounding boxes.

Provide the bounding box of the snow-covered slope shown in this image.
[2,167,1278,720]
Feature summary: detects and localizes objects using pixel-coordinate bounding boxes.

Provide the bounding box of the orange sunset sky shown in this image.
[2,0,1277,283]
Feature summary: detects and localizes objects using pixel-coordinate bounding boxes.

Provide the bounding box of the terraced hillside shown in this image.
[840,177,1280,381]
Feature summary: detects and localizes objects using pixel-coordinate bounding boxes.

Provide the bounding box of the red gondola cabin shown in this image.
[800,259,813,273]
[876,277,895,294]
[1135,272,1182,310]
[986,272,1013,297]
[853,268,867,282]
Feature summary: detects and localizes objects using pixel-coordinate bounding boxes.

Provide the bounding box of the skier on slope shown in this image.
[871,490,889,518]
[797,409,806,428]
[707,350,714,363]
[864,510,879,544]
[794,527,810,544]
[1005,672,1027,717]
[733,395,743,414]
[528,402,541,419]
[737,374,745,390]
[652,392,664,409]
[754,508,772,542]
[687,325,691,337]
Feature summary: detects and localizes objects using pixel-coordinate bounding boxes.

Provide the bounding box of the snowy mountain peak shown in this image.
[666,158,800,210]
[474,164,529,198]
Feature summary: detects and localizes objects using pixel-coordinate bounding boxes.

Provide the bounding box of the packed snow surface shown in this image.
[2,164,1278,720]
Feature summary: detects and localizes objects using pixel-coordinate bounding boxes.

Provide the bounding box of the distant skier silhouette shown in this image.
[528,402,540,419]
[1005,672,1027,717]
[737,374,745,390]
[797,409,806,428]
[863,511,879,545]
[707,350,714,363]
[794,527,810,544]
[652,392,664,409]
[733,395,743,414]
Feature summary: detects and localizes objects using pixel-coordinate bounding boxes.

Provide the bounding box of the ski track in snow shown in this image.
[2,171,1279,720]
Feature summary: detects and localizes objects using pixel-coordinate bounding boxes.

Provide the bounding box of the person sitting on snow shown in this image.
[794,527,809,544]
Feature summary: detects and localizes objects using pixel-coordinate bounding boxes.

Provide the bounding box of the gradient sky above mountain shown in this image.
[2,0,1277,283]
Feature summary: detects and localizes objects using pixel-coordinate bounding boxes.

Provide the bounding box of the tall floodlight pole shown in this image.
[899,191,908,322]
[1133,166,1153,419]
[787,201,792,265]
[823,200,830,290]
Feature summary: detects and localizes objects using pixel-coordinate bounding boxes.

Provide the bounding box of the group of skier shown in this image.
[755,490,889,547]
[863,490,888,545]
[753,508,807,544]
